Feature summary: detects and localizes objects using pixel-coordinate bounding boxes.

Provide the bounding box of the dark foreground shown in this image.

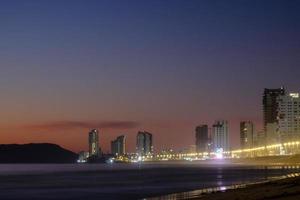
[0,162,299,200]
[195,175,300,200]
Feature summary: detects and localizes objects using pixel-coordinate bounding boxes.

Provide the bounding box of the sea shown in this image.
[0,161,299,200]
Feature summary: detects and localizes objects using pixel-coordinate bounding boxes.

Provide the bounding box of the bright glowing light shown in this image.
[220,186,227,191]
[290,93,299,98]
[138,156,142,162]
[215,148,224,159]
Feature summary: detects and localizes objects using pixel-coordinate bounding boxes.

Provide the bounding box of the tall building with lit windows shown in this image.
[195,125,208,152]
[136,131,153,156]
[212,120,229,151]
[277,93,300,142]
[263,87,285,131]
[111,135,126,156]
[240,121,254,149]
[89,129,100,157]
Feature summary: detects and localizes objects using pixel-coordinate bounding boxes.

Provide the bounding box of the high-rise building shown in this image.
[277,93,300,142]
[111,135,126,156]
[253,130,265,147]
[212,120,229,151]
[240,121,254,149]
[263,87,285,131]
[89,129,100,157]
[136,131,153,156]
[195,125,208,152]
[266,122,279,145]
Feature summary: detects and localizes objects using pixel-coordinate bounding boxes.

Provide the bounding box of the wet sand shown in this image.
[197,175,300,200]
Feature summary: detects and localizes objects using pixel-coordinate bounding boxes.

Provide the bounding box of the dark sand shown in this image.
[197,175,300,200]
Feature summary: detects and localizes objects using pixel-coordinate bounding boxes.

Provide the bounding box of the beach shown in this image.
[196,175,300,200]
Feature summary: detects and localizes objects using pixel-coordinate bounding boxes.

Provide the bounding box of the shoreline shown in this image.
[149,172,300,200]
[199,173,300,200]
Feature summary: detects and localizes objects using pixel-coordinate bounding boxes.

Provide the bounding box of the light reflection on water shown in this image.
[0,163,300,199]
[146,170,300,200]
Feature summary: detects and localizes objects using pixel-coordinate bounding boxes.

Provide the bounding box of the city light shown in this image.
[215,148,224,159]
[77,87,300,164]
[151,140,300,161]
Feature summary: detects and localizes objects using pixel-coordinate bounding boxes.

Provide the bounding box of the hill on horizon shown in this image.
[0,143,78,163]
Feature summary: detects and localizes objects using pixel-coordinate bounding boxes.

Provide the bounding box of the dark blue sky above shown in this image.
[0,0,300,152]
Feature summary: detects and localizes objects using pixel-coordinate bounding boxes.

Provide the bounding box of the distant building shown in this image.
[266,122,279,145]
[188,145,196,153]
[253,130,266,147]
[89,129,100,157]
[277,93,300,142]
[180,145,196,154]
[78,151,89,163]
[160,148,174,155]
[195,125,209,152]
[240,121,254,149]
[136,131,153,156]
[111,135,126,156]
[263,87,285,131]
[207,135,213,153]
[212,120,229,151]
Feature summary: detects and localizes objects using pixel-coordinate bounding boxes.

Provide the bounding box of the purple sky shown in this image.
[0,0,299,153]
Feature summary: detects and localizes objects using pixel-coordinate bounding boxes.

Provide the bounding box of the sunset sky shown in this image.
[0,0,300,153]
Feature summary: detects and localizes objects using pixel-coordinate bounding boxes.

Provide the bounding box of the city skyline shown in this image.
[0,1,300,153]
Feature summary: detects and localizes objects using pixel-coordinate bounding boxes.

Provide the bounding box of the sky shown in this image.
[0,0,300,153]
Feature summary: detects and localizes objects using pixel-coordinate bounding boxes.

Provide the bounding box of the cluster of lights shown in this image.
[77,159,87,163]
[229,141,300,155]
[152,140,300,161]
[100,140,300,164]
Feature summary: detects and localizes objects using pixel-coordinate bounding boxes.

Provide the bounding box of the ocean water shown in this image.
[0,161,299,200]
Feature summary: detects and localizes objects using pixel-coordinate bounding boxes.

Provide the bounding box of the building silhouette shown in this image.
[136,131,153,156]
[240,121,254,149]
[111,135,126,156]
[78,151,89,163]
[263,87,285,131]
[278,93,300,142]
[212,120,229,151]
[195,125,208,152]
[254,130,266,147]
[88,129,100,157]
